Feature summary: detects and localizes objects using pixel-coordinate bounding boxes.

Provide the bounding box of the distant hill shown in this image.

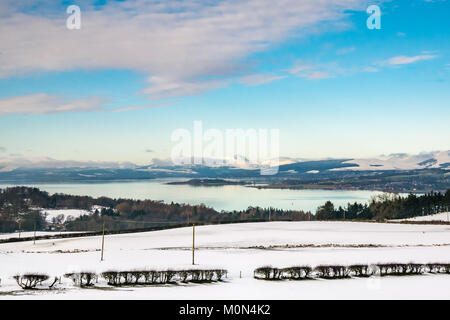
[0,151,448,193]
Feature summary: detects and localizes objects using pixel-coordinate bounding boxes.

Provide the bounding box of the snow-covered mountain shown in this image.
[0,151,448,179]
[0,156,137,172]
[334,151,450,171]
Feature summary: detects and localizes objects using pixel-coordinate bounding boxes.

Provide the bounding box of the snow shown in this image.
[392,212,450,222]
[40,206,107,223]
[333,150,450,171]
[0,156,136,172]
[42,209,91,222]
[0,221,449,299]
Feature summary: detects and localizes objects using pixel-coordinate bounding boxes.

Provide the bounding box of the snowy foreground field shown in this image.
[1,221,450,299]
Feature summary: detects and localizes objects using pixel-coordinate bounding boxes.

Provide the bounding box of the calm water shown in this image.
[0,180,383,212]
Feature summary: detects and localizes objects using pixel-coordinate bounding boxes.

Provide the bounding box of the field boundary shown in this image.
[2,219,449,244]
[0,219,270,244]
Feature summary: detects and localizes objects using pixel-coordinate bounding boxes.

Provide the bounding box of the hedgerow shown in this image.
[254,263,450,281]
[101,269,227,286]
[64,272,98,286]
[13,273,58,289]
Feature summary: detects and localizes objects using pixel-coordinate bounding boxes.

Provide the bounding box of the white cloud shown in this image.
[0,94,106,115]
[287,64,312,74]
[0,0,368,99]
[300,71,334,80]
[386,55,437,65]
[111,102,173,112]
[141,76,228,99]
[0,93,174,115]
[287,60,335,80]
[303,71,333,80]
[336,46,356,55]
[239,74,286,86]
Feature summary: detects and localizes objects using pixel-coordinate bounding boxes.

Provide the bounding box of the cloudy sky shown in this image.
[0,0,449,164]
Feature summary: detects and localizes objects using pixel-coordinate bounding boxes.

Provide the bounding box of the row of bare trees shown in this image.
[254,263,450,280]
[10,269,228,289]
[101,269,228,286]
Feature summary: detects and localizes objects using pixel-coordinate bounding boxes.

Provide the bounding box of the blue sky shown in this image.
[0,0,449,164]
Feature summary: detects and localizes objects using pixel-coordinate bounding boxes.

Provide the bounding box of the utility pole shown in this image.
[101,219,105,262]
[33,221,36,245]
[192,224,195,265]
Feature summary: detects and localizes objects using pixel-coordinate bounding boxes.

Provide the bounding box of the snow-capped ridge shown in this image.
[335,150,450,171]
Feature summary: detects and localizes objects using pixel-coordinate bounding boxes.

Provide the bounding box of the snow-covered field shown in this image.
[42,209,91,223]
[1,221,449,299]
[392,212,450,223]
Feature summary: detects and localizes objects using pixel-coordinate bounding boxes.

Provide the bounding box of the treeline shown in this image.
[66,202,311,232]
[1,187,449,233]
[315,190,450,221]
[0,186,311,233]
